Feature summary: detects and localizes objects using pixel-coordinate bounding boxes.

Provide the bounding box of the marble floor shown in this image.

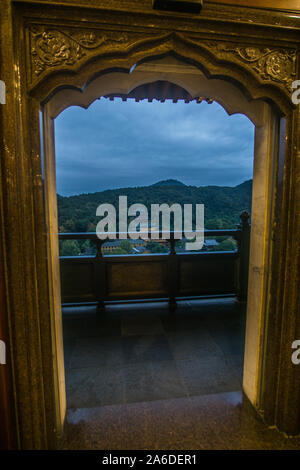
[61,298,300,450]
[63,298,245,409]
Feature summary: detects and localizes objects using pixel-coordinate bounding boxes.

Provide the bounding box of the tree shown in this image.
[63,219,76,232]
[76,219,88,232]
[218,238,237,251]
[57,180,253,236]
[206,218,223,229]
[120,240,132,254]
[60,240,81,256]
[146,241,168,253]
[112,247,128,255]
[81,239,96,255]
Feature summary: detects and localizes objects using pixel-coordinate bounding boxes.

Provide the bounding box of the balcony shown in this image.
[59,212,251,311]
[60,298,300,450]
[58,212,300,449]
[59,213,251,439]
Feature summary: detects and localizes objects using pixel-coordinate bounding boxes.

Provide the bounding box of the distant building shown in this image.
[204,239,219,248]
[102,238,146,254]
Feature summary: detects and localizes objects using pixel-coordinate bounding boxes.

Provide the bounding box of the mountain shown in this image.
[151,179,186,187]
[57,179,252,233]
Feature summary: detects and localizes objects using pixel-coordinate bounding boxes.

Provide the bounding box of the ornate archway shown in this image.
[1,1,299,448]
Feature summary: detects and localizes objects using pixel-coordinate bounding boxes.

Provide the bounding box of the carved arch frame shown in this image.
[1,1,300,448]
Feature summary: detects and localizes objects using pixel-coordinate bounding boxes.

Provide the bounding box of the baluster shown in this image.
[168,233,178,312]
[93,238,106,314]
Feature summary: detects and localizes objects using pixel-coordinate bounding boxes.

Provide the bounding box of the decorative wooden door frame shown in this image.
[1,0,299,448]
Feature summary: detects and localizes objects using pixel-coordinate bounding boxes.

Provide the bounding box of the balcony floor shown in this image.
[61,299,300,450]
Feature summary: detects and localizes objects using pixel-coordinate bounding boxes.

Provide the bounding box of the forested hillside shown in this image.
[57,179,252,233]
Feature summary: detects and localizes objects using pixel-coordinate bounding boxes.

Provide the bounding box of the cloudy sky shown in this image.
[55,98,254,196]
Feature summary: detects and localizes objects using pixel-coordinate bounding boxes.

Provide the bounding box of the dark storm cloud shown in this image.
[54,98,254,196]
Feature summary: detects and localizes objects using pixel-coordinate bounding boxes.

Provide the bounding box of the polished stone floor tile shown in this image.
[124,360,187,404]
[176,356,242,396]
[69,336,123,369]
[63,338,77,370]
[65,365,125,409]
[63,401,151,450]
[60,391,300,450]
[205,326,245,356]
[64,299,246,408]
[166,329,224,361]
[63,311,121,339]
[122,334,173,364]
[224,354,244,383]
[121,314,164,336]
[61,300,300,450]
[142,396,203,450]
[161,313,206,333]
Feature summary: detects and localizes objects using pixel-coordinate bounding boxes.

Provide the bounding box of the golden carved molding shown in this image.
[31,28,129,76]
[228,47,296,92]
[27,25,297,102]
[188,39,297,93]
[28,26,168,86]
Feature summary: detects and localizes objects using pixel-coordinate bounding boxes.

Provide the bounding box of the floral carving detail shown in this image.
[235,47,296,89]
[28,27,296,99]
[197,42,296,92]
[30,28,129,76]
